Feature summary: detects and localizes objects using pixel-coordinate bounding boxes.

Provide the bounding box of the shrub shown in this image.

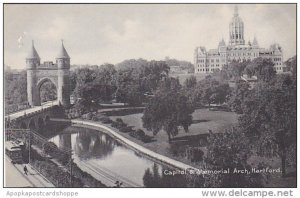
[111,121,118,128]
[99,116,112,124]
[82,112,93,120]
[116,118,123,123]
[186,147,204,162]
[140,134,153,143]
[91,116,99,121]
[119,126,133,133]
[117,122,127,129]
[129,129,145,139]
[129,129,153,143]
[43,142,59,156]
[136,129,146,137]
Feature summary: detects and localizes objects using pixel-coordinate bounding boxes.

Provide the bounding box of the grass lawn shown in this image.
[109,108,238,167]
[103,108,295,187]
[110,108,238,137]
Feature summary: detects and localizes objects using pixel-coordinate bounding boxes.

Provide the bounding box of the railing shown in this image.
[5,128,75,187]
[5,104,31,115]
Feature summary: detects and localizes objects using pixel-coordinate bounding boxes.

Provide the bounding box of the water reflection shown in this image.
[143,164,188,187]
[49,126,196,187]
[74,132,115,160]
[58,134,71,150]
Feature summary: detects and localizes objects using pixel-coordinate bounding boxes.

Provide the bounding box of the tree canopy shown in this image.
[142,77,194,142]
[238,74,296,176]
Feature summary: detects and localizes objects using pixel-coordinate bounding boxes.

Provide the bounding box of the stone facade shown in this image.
[26,41,71,107]
[194,6,284,74]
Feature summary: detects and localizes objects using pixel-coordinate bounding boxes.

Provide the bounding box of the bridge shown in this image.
[5,101,61,130]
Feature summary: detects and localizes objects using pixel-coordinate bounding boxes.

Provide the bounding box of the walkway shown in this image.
[72,120,196,171]
[6,101,59,120]
[5,157,54,187]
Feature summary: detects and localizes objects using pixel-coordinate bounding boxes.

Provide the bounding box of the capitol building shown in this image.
[194,6,284,74]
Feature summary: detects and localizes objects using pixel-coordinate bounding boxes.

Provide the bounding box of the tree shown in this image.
[228,81,251,114]
[72,65,117,105]
[184,75,197,89]
[115,60,169,105]
[239,75,296,177]
[40,81,57,102]
[225,60,250,80]
[116,58,148,71]
[142,77,194,142]
[284,55,296,75]
[244,57,276,82]
[192,78,231,107]
[204,128,265,187]
[164,58,194,73]
[5,69,27,106]
[115,68,145,105]
[140,60,169,92]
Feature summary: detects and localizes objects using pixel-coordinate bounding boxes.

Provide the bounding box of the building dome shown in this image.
[56,41,70,59]
[26,41,40,60]
[229,5,245,46]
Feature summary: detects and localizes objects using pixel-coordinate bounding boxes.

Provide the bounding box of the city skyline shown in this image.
[4,4,296,70]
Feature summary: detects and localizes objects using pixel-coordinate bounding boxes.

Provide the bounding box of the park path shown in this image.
[71,119,196,171]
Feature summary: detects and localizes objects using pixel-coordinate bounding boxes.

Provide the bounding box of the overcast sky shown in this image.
[4,4,296,70]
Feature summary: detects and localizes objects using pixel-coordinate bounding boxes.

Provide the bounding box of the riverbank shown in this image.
[71,119,196,171]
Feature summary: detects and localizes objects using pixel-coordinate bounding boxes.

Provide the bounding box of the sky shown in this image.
[4,4,296,70]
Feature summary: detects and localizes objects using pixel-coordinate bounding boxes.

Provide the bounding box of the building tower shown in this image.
[56,40,71,107]
[26,41,41,106]
[229,5,245,46]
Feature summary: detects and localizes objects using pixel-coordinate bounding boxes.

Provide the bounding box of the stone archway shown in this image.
[28,118,36,130]
[26,41,70,107]
[20,122,27,129]
[37,78,58,103]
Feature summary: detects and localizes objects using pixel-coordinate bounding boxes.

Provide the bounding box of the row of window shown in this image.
[197,59,226,63]
[197,64,226,68]
[229,52,258,57]
[197,68,219,72]
[274,58,282,61]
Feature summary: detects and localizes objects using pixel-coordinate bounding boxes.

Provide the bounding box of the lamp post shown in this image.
[27,130,31,165]
[69,150,74,187]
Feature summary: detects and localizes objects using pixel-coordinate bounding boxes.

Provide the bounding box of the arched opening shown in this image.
[28,119,36,130]
[37,117,45,129]
[38,78,57,103]
[20,122,27,129]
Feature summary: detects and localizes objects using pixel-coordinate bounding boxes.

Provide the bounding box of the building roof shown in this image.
[26,41,40,59]
[253,36,258,46]
[241,74,258,82]
[56,41,70,59]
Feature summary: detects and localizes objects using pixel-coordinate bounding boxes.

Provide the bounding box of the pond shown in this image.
[49,125,190,187]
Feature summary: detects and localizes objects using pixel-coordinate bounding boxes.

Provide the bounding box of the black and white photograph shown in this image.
[2,2,297,190]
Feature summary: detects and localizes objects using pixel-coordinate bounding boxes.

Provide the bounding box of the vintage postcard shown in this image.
[3,3,297,189]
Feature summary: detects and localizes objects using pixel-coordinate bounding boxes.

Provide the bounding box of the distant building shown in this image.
[194,6,284,74]
[240,74,258,89]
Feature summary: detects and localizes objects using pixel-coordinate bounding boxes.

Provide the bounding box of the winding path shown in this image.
[71,119,196,171]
